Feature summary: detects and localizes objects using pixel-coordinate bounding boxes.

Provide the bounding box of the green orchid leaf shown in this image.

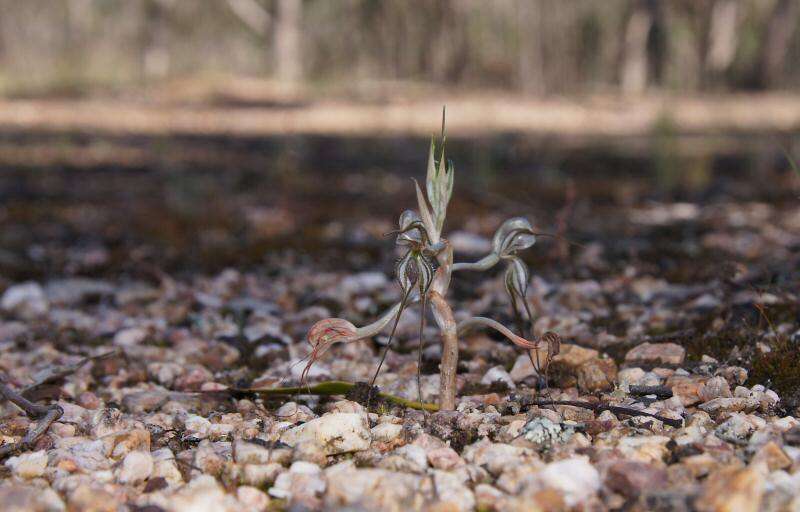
[413,179,437,242]
[238,381,439,412]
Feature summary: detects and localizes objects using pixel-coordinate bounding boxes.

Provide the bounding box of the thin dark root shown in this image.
[519,297,545,379]
[369,288,412,404]
[417,293,428,404]
[513,288,557,409]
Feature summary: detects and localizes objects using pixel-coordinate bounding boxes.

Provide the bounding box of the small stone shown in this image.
[690,293,721,311]
[269,461,325,509]
[235,441,273,464]
[773,416,799,432]
[324,462,421,511]
[523,417,575,450]
[241,463,284,487]
[121,391,168,413]
[389,444,428,472]
[209,421,235,440]
[618,367,647,388]
[625,342,685,365]
[183,414,212,440]
[67,485,116,512]
[292,440,328,466]
[280,413,370,455]
[148,362,184,388]
[538,457,600,507]
[275,402,316,423]
[696,465,764,512]
[681,453,719,479]
[431,469,476,511]
[5,450,48,479]
[327,400,365,415]
[576,358,617,393]
[715,413,758,441]
[604,460,668,499]
[510,354,538,382]
[45,278,113,306]
[113,327,148,347]
[699,397,759,418]
[193,440,229,475]
[0,484,65,512]
[481,366,516,390]
[699,376,733,402]
[118,450,153,484]
[151,448,183,485]
[554,344,600,368]
[111,428,150,459]
[616,436,671,463]
[51,438,109,472]
[76,392,101,410]
[174,365,214,391]
[370,422,403,443]
[462,440,534,477]
[474,483,509,512]
[751,441,791,471]
[427,446,463,470]
[718,366,748,386]
[1,282,48,320]
[168,474,240,511]
[669,376,703,406]
[237,486,271,511]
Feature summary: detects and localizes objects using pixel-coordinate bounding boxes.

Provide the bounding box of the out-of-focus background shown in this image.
[0,0,799,279]
[3,0,800,96]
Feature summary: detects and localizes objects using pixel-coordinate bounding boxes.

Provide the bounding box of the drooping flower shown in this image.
[492,217,537,257]
[302,318,359,383]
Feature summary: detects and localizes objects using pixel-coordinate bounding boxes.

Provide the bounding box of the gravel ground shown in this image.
[0,187,799,511]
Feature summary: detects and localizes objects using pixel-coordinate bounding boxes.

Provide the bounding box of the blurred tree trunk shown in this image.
[759,0,799,88]
[274,0,302,85]
[706,0,738,75]
[139,0,170,81]
[226,0,271,36]
[517,0,545,94]
[0,1,6,68]
[621,0,655,94]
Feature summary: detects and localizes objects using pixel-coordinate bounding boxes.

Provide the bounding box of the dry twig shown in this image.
[628,385,674,398]
[0,351,116,459]
[22,349,119,398]
[0,380,63,459]
[522,398,683,428]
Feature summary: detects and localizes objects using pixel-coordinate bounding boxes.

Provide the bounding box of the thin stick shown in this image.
[370,288,411,390]
[628,385,673,398]
[518,297,542,372]
[22,349,119,397]
[515,295,557,412]
[0,380,64,459]
[523,399,682,428]
[510,293,542,383]
[0,381,54,418]
[0,406,62,459]
[416,293,428,404]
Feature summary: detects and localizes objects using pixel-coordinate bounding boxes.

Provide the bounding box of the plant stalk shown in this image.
[429,290,457,410]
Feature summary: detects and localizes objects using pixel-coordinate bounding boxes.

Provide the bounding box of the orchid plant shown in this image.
[303,112,561,410]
